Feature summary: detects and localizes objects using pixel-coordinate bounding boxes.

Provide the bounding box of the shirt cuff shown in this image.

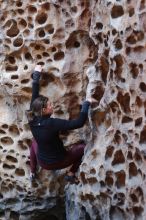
[31,71,41,83]
[81,101,90,113]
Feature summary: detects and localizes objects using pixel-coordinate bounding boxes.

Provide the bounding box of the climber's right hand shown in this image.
[34,65,43,73]
[86,97,98,104]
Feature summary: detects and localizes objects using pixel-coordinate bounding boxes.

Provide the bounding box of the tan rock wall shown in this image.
[0,0,146,219]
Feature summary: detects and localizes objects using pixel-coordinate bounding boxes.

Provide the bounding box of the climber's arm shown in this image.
[30,65,42,109]
[52,98,97,131]
[52,101,90,131]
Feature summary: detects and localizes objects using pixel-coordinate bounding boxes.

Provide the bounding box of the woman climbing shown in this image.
[27,65,96,183]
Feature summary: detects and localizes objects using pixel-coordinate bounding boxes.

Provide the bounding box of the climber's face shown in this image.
[43,100,53,115]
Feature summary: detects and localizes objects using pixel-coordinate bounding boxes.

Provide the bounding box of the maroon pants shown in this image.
[30,139,86,174]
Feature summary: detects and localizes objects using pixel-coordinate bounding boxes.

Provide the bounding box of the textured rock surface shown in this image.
[0,0,146,219]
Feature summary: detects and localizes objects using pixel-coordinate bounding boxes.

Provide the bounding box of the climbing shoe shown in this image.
[64,175,79,184]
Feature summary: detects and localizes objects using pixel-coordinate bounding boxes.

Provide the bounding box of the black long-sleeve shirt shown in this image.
[29,71,90,164]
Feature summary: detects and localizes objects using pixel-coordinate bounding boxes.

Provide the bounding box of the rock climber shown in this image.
[27,64,96,183]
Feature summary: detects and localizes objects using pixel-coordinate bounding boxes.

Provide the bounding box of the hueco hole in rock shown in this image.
[0,0,146,219]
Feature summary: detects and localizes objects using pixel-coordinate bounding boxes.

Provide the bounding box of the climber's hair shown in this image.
[26,95,48,121]
[31,95,48,116]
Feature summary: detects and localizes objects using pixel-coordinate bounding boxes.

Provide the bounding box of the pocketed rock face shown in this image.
[0,0,146,219]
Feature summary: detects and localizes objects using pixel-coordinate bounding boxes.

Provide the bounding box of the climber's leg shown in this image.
[67,142,86,173]
[64,143,86,183]
[38,143,86,173]
[30,139,38,174]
